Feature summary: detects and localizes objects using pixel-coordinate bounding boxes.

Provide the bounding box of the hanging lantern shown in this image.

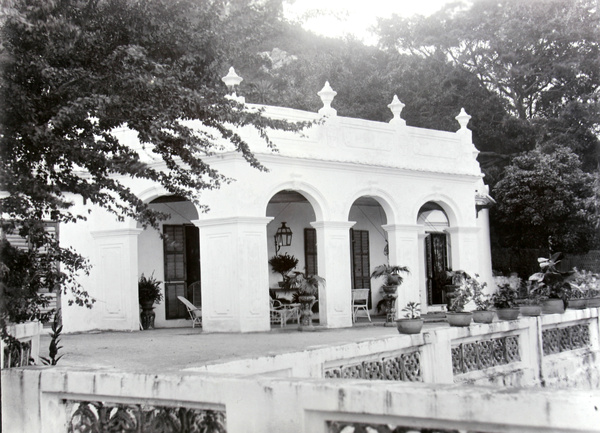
[274,222,293,253]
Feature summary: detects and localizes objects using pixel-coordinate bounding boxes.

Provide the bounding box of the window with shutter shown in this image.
[351,229,371,308]
[304,228,318,275]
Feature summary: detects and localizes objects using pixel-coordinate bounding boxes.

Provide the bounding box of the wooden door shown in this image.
[163,225,200,319]
[425,232,448,305]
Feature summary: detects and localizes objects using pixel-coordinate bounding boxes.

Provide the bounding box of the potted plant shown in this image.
[529,252,574,314]
[371,264,410,324]
[396,301,423,334]
[469,274,495,324]
[519,289,543,317]
[287,272,325,331]
[445,271,473,327]
[138,273,163,330]
[491,283,520,320]
[569,268,600,308]
[268,253,299,287]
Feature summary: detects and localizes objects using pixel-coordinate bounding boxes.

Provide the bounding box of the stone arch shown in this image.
[344,188,397,224]
[412,194,461,228]
[262,181,327,222]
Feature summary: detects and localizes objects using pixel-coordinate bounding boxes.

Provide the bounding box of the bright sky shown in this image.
[283,0,457,44]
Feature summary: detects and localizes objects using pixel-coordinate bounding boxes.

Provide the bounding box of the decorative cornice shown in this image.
[192,216,273,228]
[90,228,144,239]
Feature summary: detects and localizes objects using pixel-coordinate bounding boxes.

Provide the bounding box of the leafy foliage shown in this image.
[138,273,163,305]
[491,284,518,309]
[401,302,421,319]
[492,147,598,253]
[529,252,576,300]
[287,271,324,297]
[41,310,63,366]
[268,253,298,280]
[370,264,410,290]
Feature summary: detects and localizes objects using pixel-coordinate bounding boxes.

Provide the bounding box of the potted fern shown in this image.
[444,270,473,327]
[371,264,410,324]
[287,272,325,331]
[138,273,163,330]
[396,302,423,334]
[268,253,298,287]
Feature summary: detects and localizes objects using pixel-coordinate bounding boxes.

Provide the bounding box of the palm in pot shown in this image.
[371,264,410,324]
[288,272,325,330]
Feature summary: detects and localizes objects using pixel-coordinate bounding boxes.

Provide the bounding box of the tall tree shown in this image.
[0,0,301,321]
[0,0,300,227]
[492,146,598,254]
[376,0,600,170]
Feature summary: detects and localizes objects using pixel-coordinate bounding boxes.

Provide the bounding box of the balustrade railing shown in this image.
[324,350,422,382]
[67,400,226,433]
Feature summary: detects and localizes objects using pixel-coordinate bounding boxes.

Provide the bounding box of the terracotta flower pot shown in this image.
[446,312,472,327]
[541,298,565,314]
[585,297,600,308]
[520,305,542,317]
[566,299,587,309]
[472,310,495,324]
[396,318,423,334]
[496,308,520,320]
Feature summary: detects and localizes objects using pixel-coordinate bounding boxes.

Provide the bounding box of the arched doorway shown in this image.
[266,190,318,325]
[348,196,389,319]
[418,202,451,308]
[137,195,200,327]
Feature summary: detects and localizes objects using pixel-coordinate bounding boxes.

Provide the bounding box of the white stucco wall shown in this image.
[58,95,493,333]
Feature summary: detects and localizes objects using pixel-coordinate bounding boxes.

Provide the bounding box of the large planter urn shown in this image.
[298,295,316,331]
[140,301,156,330]
[446,312,472,327]
[395,318,423,334]
[382,290,398,326]
[472,310,495,324]
[541,298,565,314]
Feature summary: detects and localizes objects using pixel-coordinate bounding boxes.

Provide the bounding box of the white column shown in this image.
[476,208,495,292]
[310,221,355,328]
[446,226,480,276]
[63,228,142,332]
[382,224,422,319]
[193,217,272,333]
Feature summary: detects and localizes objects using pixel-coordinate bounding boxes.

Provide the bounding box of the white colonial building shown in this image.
[59,76,495,334]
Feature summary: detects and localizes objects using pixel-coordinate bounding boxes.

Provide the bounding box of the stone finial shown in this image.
[222,67,243,90]
[388,95,406,126]
[318,81,337,116]
[455,108,471,130]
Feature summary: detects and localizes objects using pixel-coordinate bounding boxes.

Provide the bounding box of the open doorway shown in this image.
[418,202,450,307]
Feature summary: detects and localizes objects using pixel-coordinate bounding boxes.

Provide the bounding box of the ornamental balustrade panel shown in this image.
[542,323,590,356]
[452,335,520,375]
[327,420,488,433]
[323,350,422,382]
[66,400,226,433]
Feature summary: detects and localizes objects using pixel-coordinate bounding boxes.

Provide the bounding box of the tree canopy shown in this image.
[0,0,298,229]
[492,146,598,253]
[376,0,600,171]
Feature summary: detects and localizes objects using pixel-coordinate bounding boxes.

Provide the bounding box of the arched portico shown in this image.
[347,196,390,321]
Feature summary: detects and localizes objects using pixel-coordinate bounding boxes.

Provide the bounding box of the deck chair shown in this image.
[270,299,300,327]
[177,296,202,328]
[270,299,287,327]
[352,289,371,323]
